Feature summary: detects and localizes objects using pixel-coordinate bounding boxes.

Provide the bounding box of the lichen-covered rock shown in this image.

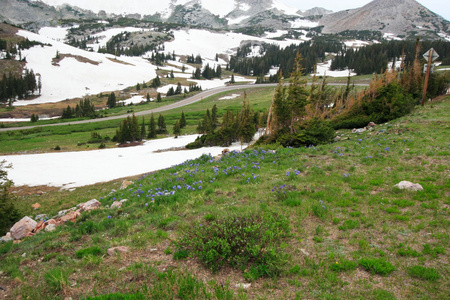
[394,181,424,191]
[10,216,37,240]
[45,224,56,232]
[120,180,133,190]
[110,201,122,209]
[80,199,101,212]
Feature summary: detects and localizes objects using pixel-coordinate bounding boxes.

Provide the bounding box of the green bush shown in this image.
[358,258,395,276]
[407,265,441,281]
[0,161,20,235]
[330,259,358,272]
[75,246,104,258]
[275,119,335,147]
[338,219,360,231]
[175,212,290,278]
[44,268,70,293]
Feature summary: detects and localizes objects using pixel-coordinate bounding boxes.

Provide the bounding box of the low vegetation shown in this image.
[0,93,448,298]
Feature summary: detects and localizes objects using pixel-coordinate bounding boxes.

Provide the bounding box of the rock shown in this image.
[35,214,47,221]
[352,128,366,133]
[57,209,70,218]
[214,154,222,162]
[59,210,81,223]
[107,246,130,256]
[45,224,56,232]
[10,216,37,240]
[222,148,230,155]
[300,248,310,256]
[31,203,41,210]
[80,199,101,212]
[235,283,251,289]
[367,122,377,127]
[120,180,133,190]
[379,129,387,133]
[119,199,128,203]
[32,220,45,233]
[334,136,341,142]
[45,219,57,226]
[394,181,423,192]
[110,201,122,209]
[0,232,13,243]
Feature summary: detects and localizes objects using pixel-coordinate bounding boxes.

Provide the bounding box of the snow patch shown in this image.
[38,26,69,42]
[218,94,240,100]
[290,18,319,28]
[314,60,356,77]
[1,134,253,188]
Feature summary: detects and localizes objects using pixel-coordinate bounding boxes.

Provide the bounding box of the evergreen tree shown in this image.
[287,53,309,133]
[140,117,146,140]
[173,120,181,138]
[175,82,182,95]
[0,160,20,235]
[211,104,218,130]
[147,113,157,139]
[146,92,150,102]
[107,92,116,108]
[157,93,162,102]
[157,114,167,134]
[180,111,186,128]
[230,74,235,84]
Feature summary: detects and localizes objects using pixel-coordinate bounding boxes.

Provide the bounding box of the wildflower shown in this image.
[145,203,148,206]
[384,147,390,151]
[286,171,290,176]
[107,215,112,219]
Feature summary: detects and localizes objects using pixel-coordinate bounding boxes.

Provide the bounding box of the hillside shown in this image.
[0,95,448,299]
[319,0,449,38]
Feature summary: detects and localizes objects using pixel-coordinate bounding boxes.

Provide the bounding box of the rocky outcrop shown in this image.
[10,216,37,240]
[394,181,424,191]
[319,0,449,37]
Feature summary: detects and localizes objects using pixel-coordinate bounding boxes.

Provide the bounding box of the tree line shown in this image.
[0,70,39,105]
[330,40,450,75]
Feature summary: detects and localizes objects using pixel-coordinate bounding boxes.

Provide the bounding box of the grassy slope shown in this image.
[0,96,449,299]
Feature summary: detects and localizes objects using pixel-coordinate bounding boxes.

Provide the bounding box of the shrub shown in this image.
[0,160,20,235]
[358,258,395,276]
[330,259,358,272]
[338,219,360,231]
[44,268,70,293]
[407,265,441,281]
[275,119,335,147]
[75,246,104,258]
[175,212,290,278]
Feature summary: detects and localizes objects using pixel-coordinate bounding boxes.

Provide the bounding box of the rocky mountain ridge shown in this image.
[319,0,449,39]
[0,0,449,39]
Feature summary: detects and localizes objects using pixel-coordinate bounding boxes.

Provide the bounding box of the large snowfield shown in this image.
[3,21,358,188]
[1,135,254,188]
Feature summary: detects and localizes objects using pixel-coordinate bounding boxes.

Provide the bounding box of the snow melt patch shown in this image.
[119,95,148,105]
[1,134,252,188]
[218,94,240,100]
[383,33,403,41]
[344,40,370,48]
[89,27,148,52]
[314,60,356,77]
[15,30,157,106]
[290,18,319,28]
[38,26,69,42]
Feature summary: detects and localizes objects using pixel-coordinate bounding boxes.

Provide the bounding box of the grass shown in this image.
[0,95,448,299]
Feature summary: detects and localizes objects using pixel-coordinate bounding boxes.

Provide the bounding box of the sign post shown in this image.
[422,48,439,106]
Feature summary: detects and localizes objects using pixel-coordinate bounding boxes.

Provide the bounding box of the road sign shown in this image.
[423,64,435,74]
[423,48,439,62]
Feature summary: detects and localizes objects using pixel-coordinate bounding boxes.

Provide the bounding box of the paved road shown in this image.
[0,82,367,132]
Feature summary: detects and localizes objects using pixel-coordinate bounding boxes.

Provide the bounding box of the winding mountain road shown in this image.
[0,82,368,132]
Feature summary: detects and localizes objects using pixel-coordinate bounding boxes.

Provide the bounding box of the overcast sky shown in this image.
[282,0,450,21]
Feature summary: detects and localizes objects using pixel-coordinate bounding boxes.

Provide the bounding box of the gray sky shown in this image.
[282,0,450,21]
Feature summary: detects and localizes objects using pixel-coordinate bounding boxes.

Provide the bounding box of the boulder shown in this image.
[107,246,130,256]
[0,232,13,243]
[10,217,37,240]
[80,199,101,212]
[367,122,377,127]
[45,224,56,232]
[394,181,424,192]
[58,210,81,223]
[45,219,57,226]
[32,220,45,233]
[31,203,41,210]
[352,128,366,134]
[110,201,122,209]
[120,180,133,190]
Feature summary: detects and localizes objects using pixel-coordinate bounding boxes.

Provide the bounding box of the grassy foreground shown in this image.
[0,96,449,299]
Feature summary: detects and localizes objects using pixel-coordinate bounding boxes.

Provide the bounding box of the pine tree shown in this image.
[0,161,20,235]
[140,117,146,140]
[287,52,309,133]
[146,93,150,102]
[107,92,116,108]
[147,113,157,139]
[230,74,235,84]
[157,114,167,134]
[173,120,181,138]
[211,104,218,130]
[180,111,186,128]
[157,93,162,102]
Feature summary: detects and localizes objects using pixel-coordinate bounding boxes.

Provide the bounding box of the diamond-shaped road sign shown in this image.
[423,48,439,62]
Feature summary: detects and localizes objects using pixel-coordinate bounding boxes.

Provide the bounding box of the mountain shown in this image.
[319,0,449,38]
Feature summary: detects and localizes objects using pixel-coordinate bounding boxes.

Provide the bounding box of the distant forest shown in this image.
[229,39,450,78]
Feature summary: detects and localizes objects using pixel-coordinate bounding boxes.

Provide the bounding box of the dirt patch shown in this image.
[106,57,134,66]
[52,54,100,66]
